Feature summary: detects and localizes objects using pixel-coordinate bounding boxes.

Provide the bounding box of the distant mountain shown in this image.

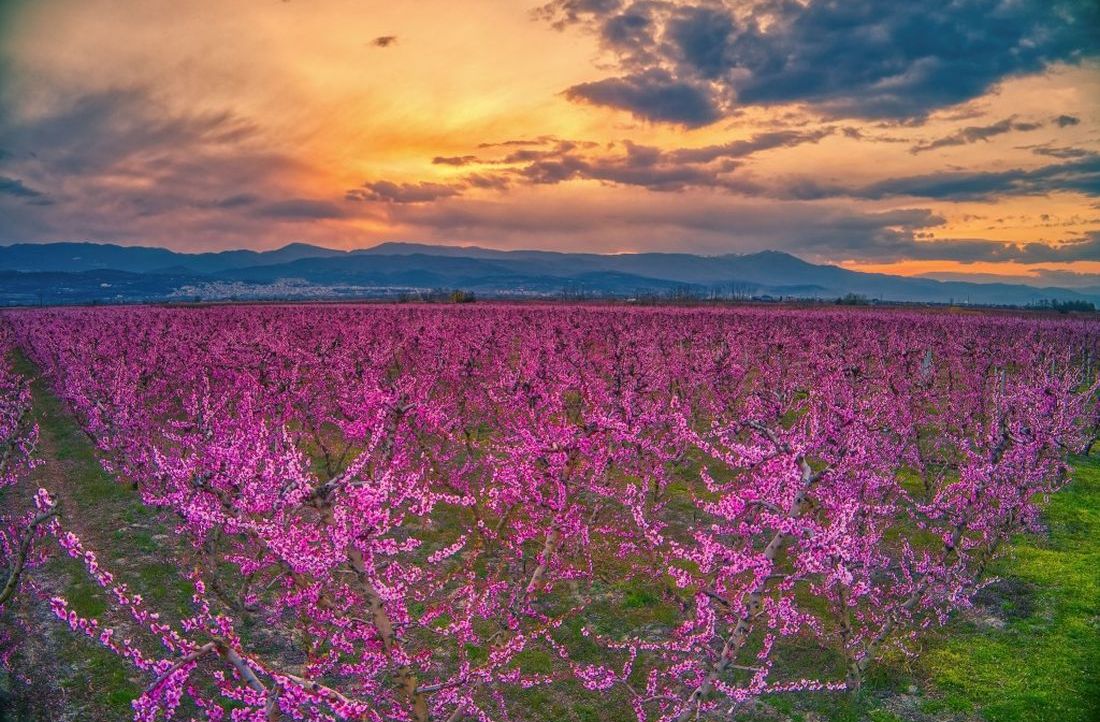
[0,241,345,275]
[0,241,1097,308]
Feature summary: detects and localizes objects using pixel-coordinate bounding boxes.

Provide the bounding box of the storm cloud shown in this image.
[564,69,720,127]
[540,0,1100,123]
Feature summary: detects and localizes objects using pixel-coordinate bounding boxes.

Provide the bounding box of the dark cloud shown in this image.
[860,157,1100,200]
[919,268,1100,287]
[668,128,834,163]
[0,87,318,246]
[1054,114,1081,127]
[371,35,398,47]
[601,6,651,49]
[500,132,836,189]
[910,116,1043,154]
[894,233,1100,263]
[432,155,479,166]
[540,0,1100,122]
[208,193,259,209]
[462,173,511,191]
[515,139,732,189]
[0,174,46,201]
[0,88,258,175]
[1030,267,1100,287]
[535,0,624,29]
[347,180,463,203]
[358,121,1090,207]
[477,136,558,148]
[1021,143,1095,160]
[392,130,832,197]
[838,127,910,143]
[496,141,598,163]
[255,199,345,220]
[563,69,720,126]
[786,155,1100,201]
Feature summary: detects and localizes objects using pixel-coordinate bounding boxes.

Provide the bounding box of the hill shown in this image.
[1,241,1096,307]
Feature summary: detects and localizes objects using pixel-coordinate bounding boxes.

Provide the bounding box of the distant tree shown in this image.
[559,282,589,301]
[449,290,476,304]
[1030,298,1095,314]
[666,285,702,305]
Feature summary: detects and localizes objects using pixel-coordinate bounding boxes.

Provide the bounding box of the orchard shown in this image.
[0,304,1096,721]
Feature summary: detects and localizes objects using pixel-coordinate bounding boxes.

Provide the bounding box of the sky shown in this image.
[0,0,1098,283]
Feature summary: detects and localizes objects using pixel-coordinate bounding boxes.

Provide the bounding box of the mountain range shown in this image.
[0,241,1096,308]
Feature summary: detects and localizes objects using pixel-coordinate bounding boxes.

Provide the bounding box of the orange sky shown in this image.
[0,0,1097,284]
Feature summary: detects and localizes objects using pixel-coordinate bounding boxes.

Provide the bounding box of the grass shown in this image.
[768,455,1100,722]
[6,350,194,719]
[917,455,1100,722]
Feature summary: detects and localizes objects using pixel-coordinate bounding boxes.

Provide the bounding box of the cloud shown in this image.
[501,132,836,189]
[896,233,1100,263]
[1030,267,1100,287]
[209,193,259,209]
[383,190,950,260]
[516,140,732,189]
[255,199,345,220]
[410,134,1096,201]
[0,88,258,176]
[347,180,463,203]
[785,155,1100,201]
[432,155,479,166]
[564,69,720,126]
[477,136,558,149]
[919,268,1100,287]
[462,173,511,191]
[540,0,1100,122]
[910,116,1043,154]
[668,128,834,163]
[1020,143,1095,160]
[0,174,47,201]
[371,35,398,47]
[381,129,833,198]
[0,86,325,246]
[388,187,1100,264]
[0,3,1094,266]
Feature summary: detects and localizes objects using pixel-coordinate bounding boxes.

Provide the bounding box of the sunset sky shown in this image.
[0,0,1097,283]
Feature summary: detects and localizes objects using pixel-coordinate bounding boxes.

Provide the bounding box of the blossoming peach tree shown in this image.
[1,306,1096,721]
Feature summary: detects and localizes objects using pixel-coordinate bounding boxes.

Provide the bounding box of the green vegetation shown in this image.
[918,455,1100,722]
[1026,299,1096,314]
[7,351,193,719]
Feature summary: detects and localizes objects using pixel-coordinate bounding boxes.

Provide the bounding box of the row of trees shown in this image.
[1,305,1098,721]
